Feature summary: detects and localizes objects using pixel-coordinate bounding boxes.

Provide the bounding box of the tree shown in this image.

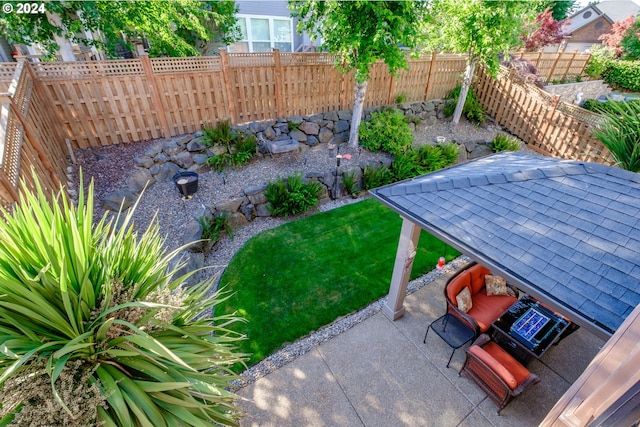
[425,0,534,125]
[0,178,246,426]
[620,17,640,60]
[0,1,239,59]
[522,7,569,51]
[531,0,575,21]
[600,15,636,58]
[290,0,427,148]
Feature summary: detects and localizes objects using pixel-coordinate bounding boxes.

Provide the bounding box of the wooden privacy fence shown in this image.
[474,66,612,164]
[0,61,68,209]
[0,49,607,209]
[515,50,591,83]
[15,50,468,149]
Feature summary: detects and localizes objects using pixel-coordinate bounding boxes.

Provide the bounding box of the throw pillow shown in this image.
[486,275,508,296]
[456,287,473,313]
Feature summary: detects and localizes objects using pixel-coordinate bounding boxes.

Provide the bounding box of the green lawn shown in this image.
[217,198,459,367]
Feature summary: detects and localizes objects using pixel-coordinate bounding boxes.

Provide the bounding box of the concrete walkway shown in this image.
[237,271,605,426]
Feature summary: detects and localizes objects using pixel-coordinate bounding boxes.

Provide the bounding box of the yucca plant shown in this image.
[593,100,640,172]
[0,176,247,426]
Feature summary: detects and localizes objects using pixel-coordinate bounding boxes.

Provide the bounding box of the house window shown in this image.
[229,15,293,53]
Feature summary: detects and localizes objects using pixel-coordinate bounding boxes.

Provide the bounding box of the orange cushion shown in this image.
[447,270,471,303]
[468,264,491,295]
[469,344,518,389]
[482,342,532,389]
[467,292,518,332]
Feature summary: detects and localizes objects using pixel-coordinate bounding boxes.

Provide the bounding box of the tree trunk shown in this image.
[451,59,477,126]
[348,80,368,148]
[46,11,76,61]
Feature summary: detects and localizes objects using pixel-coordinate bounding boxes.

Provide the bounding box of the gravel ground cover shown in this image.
[72,117,522,386]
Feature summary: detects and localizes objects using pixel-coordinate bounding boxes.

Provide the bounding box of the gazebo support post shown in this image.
[382,217,421,320]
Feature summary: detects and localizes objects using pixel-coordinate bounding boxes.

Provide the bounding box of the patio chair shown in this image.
[460,334,540,414]
[444,262,518,338]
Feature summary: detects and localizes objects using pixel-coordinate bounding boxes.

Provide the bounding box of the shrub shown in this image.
[363,164,395,190]
[0,177,246,426]
[265,172,322,217]
[199,213,233,251]
[601,60,640,92]
[584,45,616,79]
[204,120,257,171]
[359,108,414,155]
[593,100,640,172]
[392,143,459,181]
[491,134,521,152]
[342,170,357,196]
[444,85,486,124]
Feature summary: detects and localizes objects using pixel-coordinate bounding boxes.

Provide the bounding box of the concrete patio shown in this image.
[236,269,605,426]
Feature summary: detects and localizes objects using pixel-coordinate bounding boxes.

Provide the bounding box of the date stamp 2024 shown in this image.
[3,2,46,14]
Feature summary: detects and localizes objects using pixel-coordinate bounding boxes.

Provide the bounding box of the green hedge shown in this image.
[601,60,640,92]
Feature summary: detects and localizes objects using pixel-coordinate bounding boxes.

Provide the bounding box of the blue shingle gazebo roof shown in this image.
[371,152,640,338]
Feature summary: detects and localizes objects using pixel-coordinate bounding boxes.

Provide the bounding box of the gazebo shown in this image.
[370,152,640,424]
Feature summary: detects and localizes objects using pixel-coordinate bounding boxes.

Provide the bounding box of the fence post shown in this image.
[273,49,284,118]
[219,49,238,124]
[424,51,437,100]
[547,50,563,83]
[340,73,351,110]
[564,50,578,80]
[387,76,396,105]
[140,54,171,139]
[539,95,560,145]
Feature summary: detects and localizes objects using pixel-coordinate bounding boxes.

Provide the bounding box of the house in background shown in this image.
[556,0,640,52]
[228,1,315,53]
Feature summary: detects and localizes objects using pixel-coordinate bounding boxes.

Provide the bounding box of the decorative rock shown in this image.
[469,144,493,160]
[208,145,227,156]
[337,110,352,121]
[156,162,182,182]
[248,121,270,133]
[174,134,192,146]
[306,135,319,147]
[183,220,204,252]
[149,164,160,175]
[134,156,154,168]
[171,151,195,169]
[164,144,181,157]
[255,203,272,217]
[144,141,164,157]
[126,168,154,193]
[274,123,289,134]
[318,127,333,144]
[324,111,339,122]
[267,138,300,154]
[299,121,320,135]
[245,184,267,196]
[228,212,249,227]
[288,116,304,125]
[424,102,436,112]
[247,191,267,206]
[241,204,255,221]
[309,114,324,124]
[192,153,209,165]
[187,139,206,152]
[334,120,350,133]
[330,132,348,145]
[465,140,477,152]
[155,153,169,163]
[263,126,277,140]
[102,188,137,211]
[216,196,246,213]
[289,129,308,143]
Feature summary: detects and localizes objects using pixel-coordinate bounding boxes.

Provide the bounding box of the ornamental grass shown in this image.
[0,176,246,426]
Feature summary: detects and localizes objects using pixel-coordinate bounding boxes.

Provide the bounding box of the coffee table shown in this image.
[491,295,571,365]
[424,313,475,368]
